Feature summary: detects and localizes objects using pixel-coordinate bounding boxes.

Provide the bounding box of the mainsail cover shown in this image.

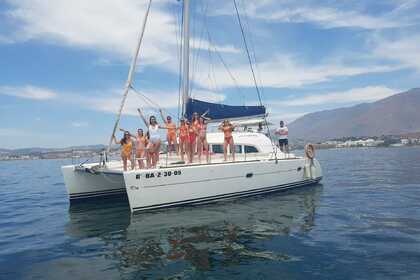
[185,98,266,121]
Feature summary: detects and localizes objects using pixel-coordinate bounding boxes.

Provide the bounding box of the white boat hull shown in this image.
[62,158,322,212]
[124,158,322,212]
[62,162,125,200]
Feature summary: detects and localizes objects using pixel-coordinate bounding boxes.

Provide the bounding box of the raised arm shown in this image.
[159,109,167,125]
[137,108,148,127]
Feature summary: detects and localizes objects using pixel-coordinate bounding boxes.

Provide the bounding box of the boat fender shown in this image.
[305,144,315,159]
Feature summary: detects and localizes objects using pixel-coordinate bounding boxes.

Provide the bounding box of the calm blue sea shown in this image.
[1,147,420,279]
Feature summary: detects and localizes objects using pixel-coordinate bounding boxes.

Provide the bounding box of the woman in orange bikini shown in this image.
[219,119,236,161]
[159,109,177,156]
[197,116,209,163]
[178,119,189,163]
[119,128,147,169]
[113,131,134,171]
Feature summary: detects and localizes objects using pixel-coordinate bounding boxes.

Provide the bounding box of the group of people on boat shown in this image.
[113,109,236,171]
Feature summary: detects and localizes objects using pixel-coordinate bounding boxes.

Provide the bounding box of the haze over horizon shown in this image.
[1,0,420,149]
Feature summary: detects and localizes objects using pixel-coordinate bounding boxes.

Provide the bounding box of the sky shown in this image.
[0,0,420,149]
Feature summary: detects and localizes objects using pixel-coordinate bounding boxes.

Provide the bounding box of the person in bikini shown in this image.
[113,131,134,171]
[159,109,178,156]
[191,112,200,154]
[134,128,148,169]
[197,116,209,163]
[187,119,198,163]
[138,109,162,168]
[119,128,148,169]
[178,119,189,163]
[219,119,236,162]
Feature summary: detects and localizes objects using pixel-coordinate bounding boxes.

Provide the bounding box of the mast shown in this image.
[106,0,152,155]
[181,0,191,118]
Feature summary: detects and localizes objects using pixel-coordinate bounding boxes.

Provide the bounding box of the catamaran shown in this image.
[61,0,322,213]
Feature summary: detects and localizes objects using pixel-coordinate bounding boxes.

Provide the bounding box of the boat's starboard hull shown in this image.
[124,158,322,213]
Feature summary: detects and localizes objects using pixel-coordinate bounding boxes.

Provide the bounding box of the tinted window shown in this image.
[235,145,242,153]
[212,144,224,154]
[244,145,258,153]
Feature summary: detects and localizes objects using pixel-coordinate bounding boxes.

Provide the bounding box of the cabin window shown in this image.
[235,145,242,153]
[244,145,259,153]
[212,144,224,154]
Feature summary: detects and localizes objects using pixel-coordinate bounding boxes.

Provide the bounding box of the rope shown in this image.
[233,0,278,162]
[206,27,244,98]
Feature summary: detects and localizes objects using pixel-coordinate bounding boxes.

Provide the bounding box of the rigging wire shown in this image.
[206,28,244,100]
[129,85,178,121]
[232,0,278,161]
[173,2,183,123]
[239,0,265,96]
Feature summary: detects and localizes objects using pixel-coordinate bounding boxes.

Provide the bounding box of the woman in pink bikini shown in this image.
[197,116,209,163]
[219,120,236,162]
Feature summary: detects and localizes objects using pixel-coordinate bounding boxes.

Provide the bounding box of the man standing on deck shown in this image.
[275,120,289,153]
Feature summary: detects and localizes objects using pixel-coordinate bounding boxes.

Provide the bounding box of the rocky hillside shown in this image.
[288,88,420,141]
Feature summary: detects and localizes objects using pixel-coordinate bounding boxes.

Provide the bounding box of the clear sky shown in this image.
[1,0,419,149]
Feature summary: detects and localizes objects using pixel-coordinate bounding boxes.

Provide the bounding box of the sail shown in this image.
[185,98,266,121]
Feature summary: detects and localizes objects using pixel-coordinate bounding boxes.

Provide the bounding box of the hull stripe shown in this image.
[132,177,322,212]
[141,169,302,189]
[69,188,126,199]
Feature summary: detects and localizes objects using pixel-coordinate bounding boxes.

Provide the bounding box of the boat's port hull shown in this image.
[62,163,125,200]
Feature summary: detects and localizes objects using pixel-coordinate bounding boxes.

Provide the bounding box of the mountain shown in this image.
[288,88,420,141]
[0,144,107,156]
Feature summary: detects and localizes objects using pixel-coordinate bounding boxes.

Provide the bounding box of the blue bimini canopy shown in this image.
[185,98,266,121]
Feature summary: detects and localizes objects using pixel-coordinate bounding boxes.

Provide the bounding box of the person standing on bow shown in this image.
[134,128,148,169]
[187,119,198,163]
[219,120,236,162]
[113,131,134,171]
[275,120,289,153]
[178,118,189,163]
[138,108,162,168]
[118,128,147,169]
[159,109,178,156]
[191,112,200,155]
[197,116,209,163]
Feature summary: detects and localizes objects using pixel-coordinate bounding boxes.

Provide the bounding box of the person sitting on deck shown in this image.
[138,108,162,168]
[197,116,209,163]
[159,109,178,156]
[257,122,263,133]
[113,131,134,171]
[178,118,189,163]
[219,120,236,162]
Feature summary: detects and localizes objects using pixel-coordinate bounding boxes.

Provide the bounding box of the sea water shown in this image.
[1,147,420,279]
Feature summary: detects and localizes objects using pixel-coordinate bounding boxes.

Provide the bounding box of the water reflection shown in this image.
[66,185,322,276]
